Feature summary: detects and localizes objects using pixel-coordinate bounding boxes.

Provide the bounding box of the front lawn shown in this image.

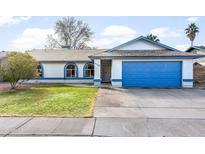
[0,85,97,117]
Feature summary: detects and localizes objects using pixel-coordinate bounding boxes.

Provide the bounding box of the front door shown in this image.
[101,60,111,83]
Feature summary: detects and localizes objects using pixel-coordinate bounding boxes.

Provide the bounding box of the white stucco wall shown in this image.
[110,59,193,88]
[77,63,85,78]
[111,60,122,87]
[94,59,101,86]
[42,62,65,78]
[117,40,165,50]
[182,59,193,87]
[41,62,89,78]
[28,61,94,84]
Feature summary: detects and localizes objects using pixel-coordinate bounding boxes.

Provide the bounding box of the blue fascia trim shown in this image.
[183,79,193,82]
[94,79,101,82]
[107,36,179,52]
[37,77,93,80]
[64,62,78,78]
[112,79,122,82]
[83,62,94,78]
[91,55,204,59]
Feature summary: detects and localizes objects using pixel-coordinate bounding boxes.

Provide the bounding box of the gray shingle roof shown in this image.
[195,46,205,50]
[28,49,203,61]
[91,50,199,57]
[28,49,104,62]
[186,46,205,52]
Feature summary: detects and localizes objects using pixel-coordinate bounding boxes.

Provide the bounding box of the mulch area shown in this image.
[0,83,33,92]
[0,82,94,93]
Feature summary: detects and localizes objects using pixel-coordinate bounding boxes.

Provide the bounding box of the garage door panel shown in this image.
[122,61,182,87]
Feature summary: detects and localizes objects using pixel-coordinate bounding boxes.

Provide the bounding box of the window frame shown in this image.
[84,62,94,78]
[38,63,44,78]
[64,62,78,78]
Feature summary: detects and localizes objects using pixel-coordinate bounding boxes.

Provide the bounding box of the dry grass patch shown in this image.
[0,85,97,117]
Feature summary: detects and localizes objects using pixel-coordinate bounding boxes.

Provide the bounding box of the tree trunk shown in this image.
[10,81,17,90]
[191,41,194,47]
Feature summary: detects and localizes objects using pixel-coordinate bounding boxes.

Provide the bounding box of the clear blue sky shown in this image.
[0,16,204,51]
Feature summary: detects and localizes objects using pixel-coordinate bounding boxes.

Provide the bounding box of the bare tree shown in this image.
[46,17,93,49]
[45,34,61,49]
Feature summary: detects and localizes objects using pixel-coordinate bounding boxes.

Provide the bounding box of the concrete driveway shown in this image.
[93,88,205,136]
[1,88,205,137]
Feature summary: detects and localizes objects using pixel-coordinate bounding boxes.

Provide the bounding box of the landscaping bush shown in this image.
[0,52,38,89]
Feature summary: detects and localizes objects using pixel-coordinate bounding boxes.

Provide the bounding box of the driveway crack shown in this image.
[51,118,64,133]
[4,117,34,137]
[91,117,97,137]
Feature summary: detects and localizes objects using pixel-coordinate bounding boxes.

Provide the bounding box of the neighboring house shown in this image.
[29,36,203,88]
[186,46,205,66]
[186,46,205,54]
[0,51,7,81]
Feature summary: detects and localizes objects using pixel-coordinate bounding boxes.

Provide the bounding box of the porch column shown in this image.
[94,59,101,86]
[111,60,122,87]
[182,59,193,88]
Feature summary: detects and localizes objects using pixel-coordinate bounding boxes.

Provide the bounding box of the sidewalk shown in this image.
[1,116,205,137]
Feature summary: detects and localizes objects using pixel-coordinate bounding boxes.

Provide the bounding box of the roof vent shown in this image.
[61,45,70,50]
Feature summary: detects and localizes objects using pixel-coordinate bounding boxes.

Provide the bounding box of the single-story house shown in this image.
[186,46,205,66]
[29,36,204,88]
[186,46,205,54]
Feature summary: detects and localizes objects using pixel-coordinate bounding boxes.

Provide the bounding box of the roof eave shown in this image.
[90,55,205,59]
[37,60,92,62]
[185,46,205,52]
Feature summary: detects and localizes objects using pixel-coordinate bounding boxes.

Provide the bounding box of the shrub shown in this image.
[0,52,38,89]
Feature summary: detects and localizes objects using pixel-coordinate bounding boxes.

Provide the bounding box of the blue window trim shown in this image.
[107,36,179,52]
[38,63,44,79]
[94,79,101,82]
[183,79,193,82]
[36,77,93,80]
[112,79,122,82]
[83,62,94,79]
[64,62,78,78]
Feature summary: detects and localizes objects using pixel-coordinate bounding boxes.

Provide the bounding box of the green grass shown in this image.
[0,85,97,117]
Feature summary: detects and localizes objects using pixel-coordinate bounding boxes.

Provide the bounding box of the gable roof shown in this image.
[90,49,204,59]
[107,36,179,52]
[186,46,205,52]
[28,49,103,62]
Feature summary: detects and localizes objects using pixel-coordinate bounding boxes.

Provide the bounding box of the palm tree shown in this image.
[185,23,199,47]
[146,33,160,42]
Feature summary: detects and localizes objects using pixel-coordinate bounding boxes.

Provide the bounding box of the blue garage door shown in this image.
[122,61,182,88]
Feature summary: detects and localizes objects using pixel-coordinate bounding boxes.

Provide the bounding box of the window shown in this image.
[38,64,43,78]
[66,63,77,78]
[84,63,94,78]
